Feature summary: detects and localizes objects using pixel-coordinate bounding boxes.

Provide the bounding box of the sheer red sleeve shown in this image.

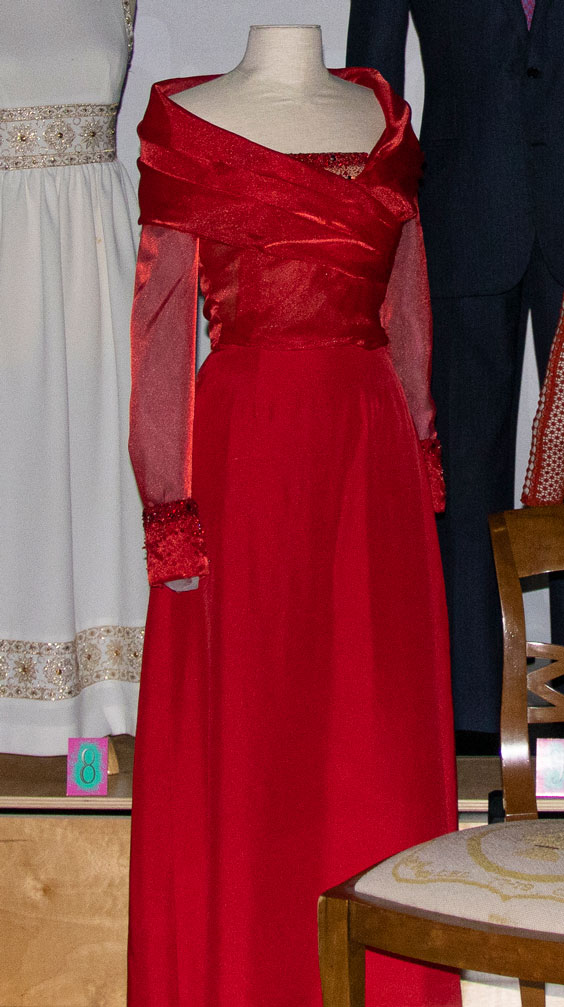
[129,224,209,586]
[380,210,445,512]
[522,307,564,506]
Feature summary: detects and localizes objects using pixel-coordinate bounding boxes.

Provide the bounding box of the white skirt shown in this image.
[0,159,148,754]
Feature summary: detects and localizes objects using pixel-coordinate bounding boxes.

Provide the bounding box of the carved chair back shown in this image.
[489,505,564,820]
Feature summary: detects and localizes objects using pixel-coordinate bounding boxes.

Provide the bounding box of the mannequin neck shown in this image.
[171,25,385,154]
[234,25,330,92]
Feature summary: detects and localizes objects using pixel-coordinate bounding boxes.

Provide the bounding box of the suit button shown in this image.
[527,67,541,77]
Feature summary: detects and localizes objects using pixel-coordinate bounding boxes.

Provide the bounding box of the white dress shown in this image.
[0,0,148,754]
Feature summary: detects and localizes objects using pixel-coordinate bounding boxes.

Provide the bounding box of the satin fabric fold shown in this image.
[137,70,421,282]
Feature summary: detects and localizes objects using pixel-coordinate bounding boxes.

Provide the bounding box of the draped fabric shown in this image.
[129,68,443,584]
[128,68,459,1007]
[522,0,536,30]
[523,302,564,505]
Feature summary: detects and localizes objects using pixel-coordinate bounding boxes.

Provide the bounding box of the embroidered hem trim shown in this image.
[0,625,144,701]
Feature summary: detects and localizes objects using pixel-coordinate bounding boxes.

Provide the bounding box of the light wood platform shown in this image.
[0,734,134,811]
[1,750,563,1005]
[3,745,564,815]
[0,815,130,1007]
[457,754,564,817]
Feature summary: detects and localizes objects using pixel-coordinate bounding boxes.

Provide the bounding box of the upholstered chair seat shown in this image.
[354,821,564,934]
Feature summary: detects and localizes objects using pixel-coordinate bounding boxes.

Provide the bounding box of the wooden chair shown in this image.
[318,504,564,1007]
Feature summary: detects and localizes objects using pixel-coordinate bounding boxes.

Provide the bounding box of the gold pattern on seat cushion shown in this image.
[354,821,564,933]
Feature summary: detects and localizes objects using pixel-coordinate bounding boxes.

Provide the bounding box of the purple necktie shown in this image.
[522,0,535,29]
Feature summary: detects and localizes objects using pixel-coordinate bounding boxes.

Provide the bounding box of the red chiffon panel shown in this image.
[129,224,198,508]
[129,341,459,1007]
[129,224,208,583]
[380,211,445,510]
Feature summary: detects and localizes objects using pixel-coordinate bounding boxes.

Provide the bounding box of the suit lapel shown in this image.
[530,0,554,33]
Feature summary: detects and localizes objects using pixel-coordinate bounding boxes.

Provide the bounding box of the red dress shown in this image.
[128,69,460,1007]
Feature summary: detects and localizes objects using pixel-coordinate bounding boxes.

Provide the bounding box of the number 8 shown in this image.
[79,745,97,786]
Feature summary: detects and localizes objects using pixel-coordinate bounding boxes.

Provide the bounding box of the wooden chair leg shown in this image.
[318,895,365,1007]
[519,980,545,1007]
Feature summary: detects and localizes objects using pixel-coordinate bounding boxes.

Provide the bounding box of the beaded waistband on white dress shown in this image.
[0,102,118,169]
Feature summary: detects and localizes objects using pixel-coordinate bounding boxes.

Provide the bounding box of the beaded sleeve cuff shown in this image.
[143,499,209,586]
[420,435,446,513]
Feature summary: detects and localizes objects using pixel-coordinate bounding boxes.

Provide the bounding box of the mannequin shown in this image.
[173,24,385,153]
[347,0,564,743]
[0,0,147,755]
[169,24,385,596]
[128,25,459,1007]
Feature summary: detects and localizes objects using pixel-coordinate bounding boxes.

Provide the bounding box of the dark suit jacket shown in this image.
[347,0,564,297]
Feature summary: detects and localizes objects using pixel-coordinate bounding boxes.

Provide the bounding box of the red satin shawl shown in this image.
[137,68,422,281]
[129,69,441,563]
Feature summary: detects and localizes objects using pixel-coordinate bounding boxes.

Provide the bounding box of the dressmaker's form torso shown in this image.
[0,0,148,755]
[167,25,384,595]
[173,25,385,153]
[0,0,132,109]
[347,0,564,745]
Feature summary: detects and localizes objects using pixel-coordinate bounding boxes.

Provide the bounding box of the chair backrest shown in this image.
[489,505,564,820]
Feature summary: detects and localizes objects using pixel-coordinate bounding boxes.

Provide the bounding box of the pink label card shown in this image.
[536,737,564,797]
[67,737,109,796]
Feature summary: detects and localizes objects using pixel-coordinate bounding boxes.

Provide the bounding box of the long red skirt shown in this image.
[128,344,460,1006]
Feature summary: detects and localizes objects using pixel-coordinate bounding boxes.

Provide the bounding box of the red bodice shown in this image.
[198,150,389,353]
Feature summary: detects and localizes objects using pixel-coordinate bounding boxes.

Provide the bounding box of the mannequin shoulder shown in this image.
[172,76,233,116]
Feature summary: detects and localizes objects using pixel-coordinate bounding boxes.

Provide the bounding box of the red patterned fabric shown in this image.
[420,433,446,512]
[128,69,459,1007]
[522,0,536,29]
[522,301,564,505]
[143,499,208,585]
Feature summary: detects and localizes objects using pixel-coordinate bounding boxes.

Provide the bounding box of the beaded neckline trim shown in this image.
[291,150,368,180]
[122,0,134,60]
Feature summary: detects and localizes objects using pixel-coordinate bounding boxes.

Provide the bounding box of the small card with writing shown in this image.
[67,737,109,796]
